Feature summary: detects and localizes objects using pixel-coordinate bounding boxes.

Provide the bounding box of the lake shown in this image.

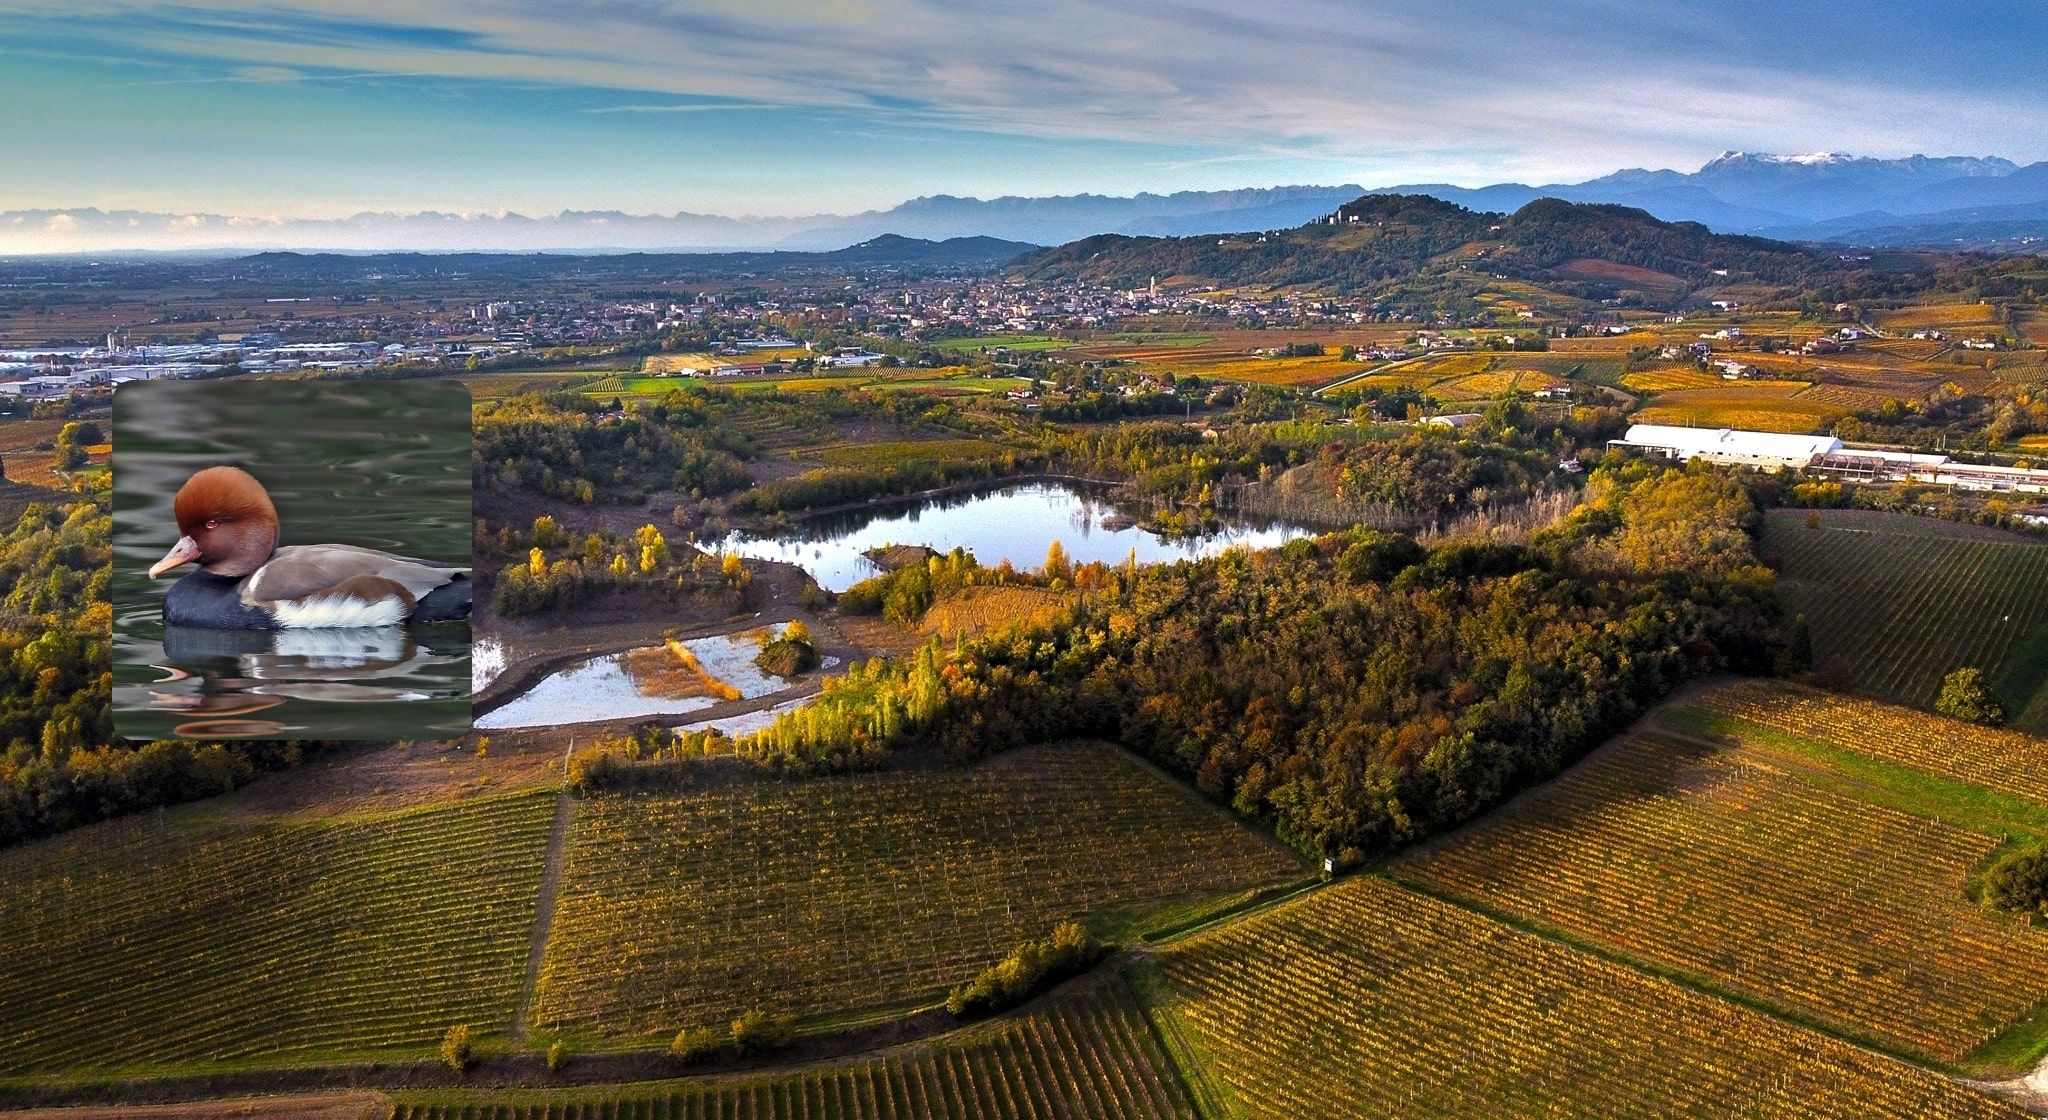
[716,480,1317,592]
[109,380,473,741]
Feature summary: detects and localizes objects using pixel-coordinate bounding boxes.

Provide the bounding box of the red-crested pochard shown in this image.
[147,465,470,629]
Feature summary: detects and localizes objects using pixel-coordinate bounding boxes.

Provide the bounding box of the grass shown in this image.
[1154,876,2033,1119]
[1760,509,2048,726]
[529,743,1301,1044]
[1394,718,2048,1064]
[394,975,1198,1120]
[0,791,556,1080]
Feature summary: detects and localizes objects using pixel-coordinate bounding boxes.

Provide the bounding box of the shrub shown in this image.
[669,1025,724,1063]
[756,636,820,678]
[946,921,1104,1019]
[1977,843,2048,919]
[566,748,624,793]
[545,1041,568,1071]
[440,1023,474,1073]
[729,1010,797,1054]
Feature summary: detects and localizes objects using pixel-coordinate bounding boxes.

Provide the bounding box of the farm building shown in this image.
[1609,424,1842,471]
[1811,449,2048,494]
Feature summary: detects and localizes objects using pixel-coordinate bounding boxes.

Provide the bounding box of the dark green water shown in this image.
[111,379,472,741]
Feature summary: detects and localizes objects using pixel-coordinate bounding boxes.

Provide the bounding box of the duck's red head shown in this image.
[148,466,280,579]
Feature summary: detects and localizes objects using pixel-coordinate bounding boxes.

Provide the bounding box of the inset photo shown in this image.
[111,379,473,740]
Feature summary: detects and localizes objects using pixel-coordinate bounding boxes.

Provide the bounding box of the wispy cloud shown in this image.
[10,0,2044,181]
[0,0,2042,222]
[579,100,783,115]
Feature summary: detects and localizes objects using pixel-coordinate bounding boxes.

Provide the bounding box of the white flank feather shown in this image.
[271,594,407,629]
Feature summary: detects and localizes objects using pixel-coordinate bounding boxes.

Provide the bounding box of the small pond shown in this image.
[477,625,810,730]
[717,481,1319,592]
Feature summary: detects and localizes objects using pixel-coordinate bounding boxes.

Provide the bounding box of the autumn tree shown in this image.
[440,1024,473,1072]
[1937,667,2004,726]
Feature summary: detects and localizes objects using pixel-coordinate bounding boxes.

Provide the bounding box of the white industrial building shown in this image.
[1608,424,1842,471]
[1611,423,2048,494]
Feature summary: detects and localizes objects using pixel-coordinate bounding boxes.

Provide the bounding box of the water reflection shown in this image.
[137,624,471,739]
[717,481,1318,592]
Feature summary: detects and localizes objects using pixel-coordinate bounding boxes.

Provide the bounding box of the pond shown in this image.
[109,380,473,741]
[716,480,1319,592]
[476,625,823,731]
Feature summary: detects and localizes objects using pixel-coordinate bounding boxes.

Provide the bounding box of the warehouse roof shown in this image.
[1612,424,1842,461]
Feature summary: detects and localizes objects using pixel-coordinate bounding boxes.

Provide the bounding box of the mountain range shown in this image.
[1008,194,1845,299]
[6,153,2047,255]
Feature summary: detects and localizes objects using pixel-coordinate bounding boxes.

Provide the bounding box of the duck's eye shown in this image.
[204,518,220,529]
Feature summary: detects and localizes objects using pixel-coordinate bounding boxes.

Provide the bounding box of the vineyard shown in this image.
[0,791,556,1077]
[394,977,1195,1120]
[1396,728,2048,1062]
[530,744,1300,1042]
[1632,381,1841,434]
[1696,679,2048,808]
[1190,354,1364,388]
[1621,368,1724,391]
[1155,877,2033,1120]
[1759,509,2048,728]
[813,439,1015,468]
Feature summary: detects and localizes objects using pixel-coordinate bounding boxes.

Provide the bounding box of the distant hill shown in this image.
[11,153,2048,254]
[1008,194,1835,295]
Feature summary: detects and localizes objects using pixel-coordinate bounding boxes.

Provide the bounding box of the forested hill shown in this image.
[1007,193,1880,296]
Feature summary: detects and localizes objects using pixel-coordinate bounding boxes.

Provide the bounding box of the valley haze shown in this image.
[11,152,2048,255]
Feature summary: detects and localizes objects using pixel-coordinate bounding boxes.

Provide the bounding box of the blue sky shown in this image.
[2,0,2044,219]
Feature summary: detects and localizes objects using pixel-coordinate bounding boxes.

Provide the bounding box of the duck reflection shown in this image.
[147,624,469,736]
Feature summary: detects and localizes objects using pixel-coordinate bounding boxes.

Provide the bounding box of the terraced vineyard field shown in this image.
[1760,509,2048,728]
[531,744,1301,1042]
[1632,380,1839,433]
[813,439,1013,467]
[450,371,604,400]
[1397,727,2048,1062]
[1699,679,2048,806]
[394,977,1194,1120]
[1155,877,2032,1120]
[0,792,556,1077]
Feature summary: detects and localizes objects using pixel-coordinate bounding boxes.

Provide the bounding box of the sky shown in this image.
[2,1,2045,228]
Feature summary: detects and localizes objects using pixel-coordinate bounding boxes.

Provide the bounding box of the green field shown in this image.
[1152,877,2032,1120]
[1396,694,2048,1065]
[931,335,1072,352]
[394,976,1198,1120]
[1761,509,2048,729]
[0,792,556,1079]
[530,743,1302,1044]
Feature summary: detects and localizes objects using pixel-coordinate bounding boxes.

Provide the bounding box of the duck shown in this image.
[147,465,470,629]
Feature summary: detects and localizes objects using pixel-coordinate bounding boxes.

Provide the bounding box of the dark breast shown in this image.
[163,570,279,630]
